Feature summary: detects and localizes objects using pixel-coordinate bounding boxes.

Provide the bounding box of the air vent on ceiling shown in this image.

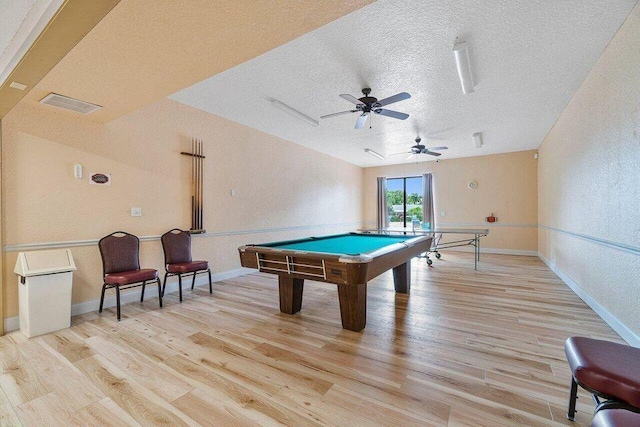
[39,93,102,114]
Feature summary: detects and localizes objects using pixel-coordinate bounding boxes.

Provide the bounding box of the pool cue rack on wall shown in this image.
[180,137,206,234]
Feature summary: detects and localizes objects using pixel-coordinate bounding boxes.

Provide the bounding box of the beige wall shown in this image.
[0,120,3,333]
[538,4,640,342]
[1,99,363,319]
[363,151,538,252]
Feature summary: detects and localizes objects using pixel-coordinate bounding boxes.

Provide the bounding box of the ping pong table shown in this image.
[361,228,489,270]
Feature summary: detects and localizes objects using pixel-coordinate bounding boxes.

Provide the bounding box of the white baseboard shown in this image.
[538,252,640,347]
[482,248,538,256]
[4,316,19,333]
[4,267,254,333]
[441,247,538,256]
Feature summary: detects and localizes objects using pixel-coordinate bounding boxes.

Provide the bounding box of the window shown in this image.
[386,176,422,228]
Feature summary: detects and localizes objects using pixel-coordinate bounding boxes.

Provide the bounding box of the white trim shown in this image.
[538,252,640,347]
[437,222,538,228]
[4,267,254,333]
[4,316,19,333]
[539,225,640,257]
[479,248,537,256]
[3,222,365,252]
[440,247,538,256]
[386,222,537,229]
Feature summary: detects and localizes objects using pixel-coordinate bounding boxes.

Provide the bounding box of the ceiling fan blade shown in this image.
[388,151,412,156]
[320,110,358,119]
[406,154,416,160]
[375,109,409,120]
[377,92,410,107]
[424,151,442,157]
[428,146,448,151]
[355,113,369,129]
[340,94,365,106]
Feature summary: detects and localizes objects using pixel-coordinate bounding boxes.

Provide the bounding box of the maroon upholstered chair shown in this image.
[564,337,640,422]
[161,229,212,302]
[592,409,640,427]
[98,231,162,320]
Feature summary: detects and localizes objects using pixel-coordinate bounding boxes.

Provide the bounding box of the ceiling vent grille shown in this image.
[39,93,102,114]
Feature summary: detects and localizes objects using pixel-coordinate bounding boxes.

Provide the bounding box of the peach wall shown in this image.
[538,3,640,343]
[0,122,3,332]
[1,99,363,319]
[363,151,538,253]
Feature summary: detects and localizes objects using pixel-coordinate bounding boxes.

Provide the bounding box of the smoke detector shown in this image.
[40,93,102,114]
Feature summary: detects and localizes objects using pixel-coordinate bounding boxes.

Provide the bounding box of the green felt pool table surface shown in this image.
[261,233,413,255]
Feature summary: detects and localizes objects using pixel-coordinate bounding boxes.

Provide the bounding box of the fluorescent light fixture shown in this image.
[364,148,385,160]
[271,100,318,127]
[453,41,475,94]
[472,132,483,148]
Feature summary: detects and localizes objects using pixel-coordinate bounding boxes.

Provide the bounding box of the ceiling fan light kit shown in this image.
[473,132,483,148]
[364,148,385,160]
[453,41,475,94]
[271,100,319,127]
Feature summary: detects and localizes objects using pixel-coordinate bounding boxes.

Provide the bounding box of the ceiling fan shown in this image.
[390,137,448,159]
[321,87,410,129]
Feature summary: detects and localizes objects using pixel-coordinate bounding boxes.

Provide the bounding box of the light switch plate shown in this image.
[131,207,142,217]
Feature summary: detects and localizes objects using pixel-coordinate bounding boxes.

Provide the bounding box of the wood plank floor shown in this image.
[0,252,625,426]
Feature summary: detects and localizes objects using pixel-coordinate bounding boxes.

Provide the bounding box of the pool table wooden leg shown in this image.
[393,261,411,293]
[337,283,367,332]
[278,276,304,314]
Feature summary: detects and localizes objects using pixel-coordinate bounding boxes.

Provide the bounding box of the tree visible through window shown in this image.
[386,176,422,228]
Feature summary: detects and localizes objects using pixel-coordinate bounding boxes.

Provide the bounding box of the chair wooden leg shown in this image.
[115,286,121,321]
[207,269,212,294]
[161,272,168,297]
[567,375,578,421]
[99,284,107,313]
[191,271,196,290]
[157,278,163,308]
[140,281,146,302]
[178,274,183,302]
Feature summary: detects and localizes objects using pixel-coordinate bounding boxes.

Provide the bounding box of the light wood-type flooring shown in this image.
[0,252,625,426]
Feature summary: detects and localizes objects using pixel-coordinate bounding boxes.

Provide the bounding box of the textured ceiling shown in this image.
[0,0,37,84]
[170,0,638,167]
[0,0,35,51]
[24,0,373,122]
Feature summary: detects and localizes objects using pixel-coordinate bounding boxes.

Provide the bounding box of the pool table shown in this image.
[238,233,432,332]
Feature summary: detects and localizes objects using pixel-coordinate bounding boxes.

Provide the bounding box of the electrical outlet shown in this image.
[230,189,236,196]
[131,207,142,217]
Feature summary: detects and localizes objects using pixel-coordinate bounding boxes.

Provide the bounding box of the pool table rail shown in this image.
[238,248,368,285]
